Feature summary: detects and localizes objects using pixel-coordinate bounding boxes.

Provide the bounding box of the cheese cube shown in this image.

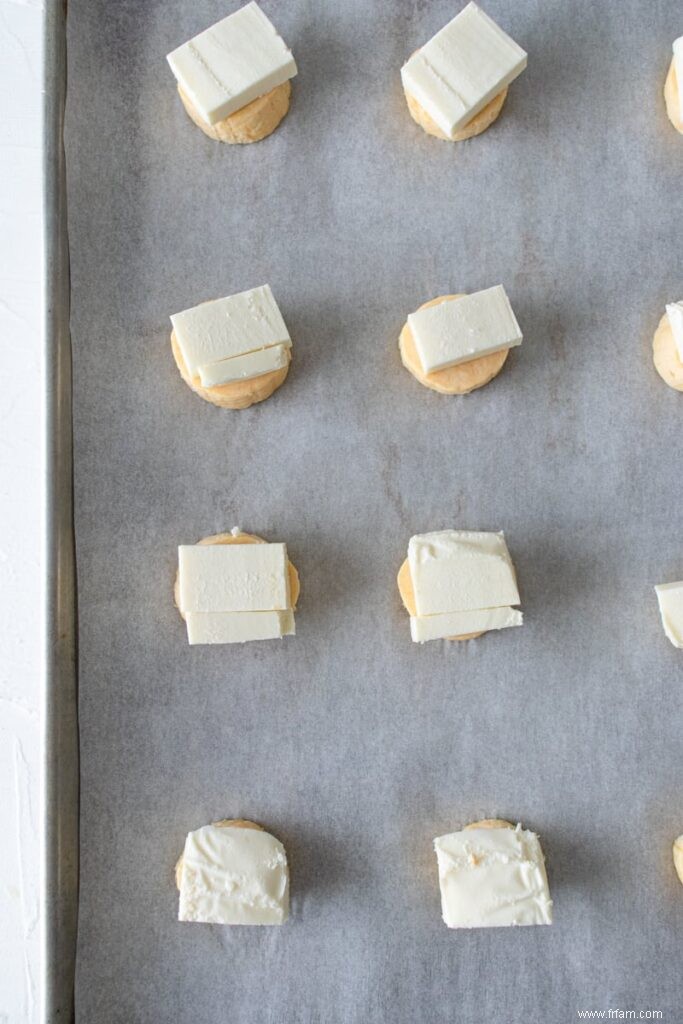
[401,2,527,139]
[665,302,683,363]
[178,543,290,614]
[408,530,520,616]
[186,609,295,645]
[408,286,522,375]
[166,2,297,126]
[674,37,683,117]
[171,285,291,379]
[410,605,522,643]
[434,825,552,929]
[655,581,683,648]
[198,343,289,388]
[178,824,289,925]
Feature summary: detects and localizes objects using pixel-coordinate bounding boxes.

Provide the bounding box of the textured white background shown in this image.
[0,1,45,1022]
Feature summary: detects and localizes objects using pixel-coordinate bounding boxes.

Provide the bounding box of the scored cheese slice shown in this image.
[186,609,295,645]
[407,285,522,375]
[178,542,290,614]
[410,606,522,643]
[401,2,527,139]
[198,343,289,388]
[166,2,297,126]
[170,285,291,379]
[408,530,520,616]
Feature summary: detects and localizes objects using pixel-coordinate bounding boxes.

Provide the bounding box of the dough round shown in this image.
[178,81,292,144]
[403,63,507,142]
[396,558,483,641]
[174,531,300,619]
[653,312,683,391]
[175,818,263,890]
[399,295,510,395]
[464,819,513,831]
[171,330,291,410]
[664,58,683,135]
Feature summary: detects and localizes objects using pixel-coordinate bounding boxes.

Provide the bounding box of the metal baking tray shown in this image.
[52,1,683,1021]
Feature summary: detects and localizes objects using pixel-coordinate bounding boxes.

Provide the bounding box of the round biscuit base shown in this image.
[664,58,683,135]
[171,331,290,409]
[653,313,683,391]
[404,85,508,142]
[178,81,292,144]
[396,558,483,642]
[399,295,510,395]
[174,531,300,621]
[464,819,514,831]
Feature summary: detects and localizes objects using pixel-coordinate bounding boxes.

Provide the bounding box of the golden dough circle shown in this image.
[399,294,510,395]
[664,58,683,135]
[174,531,300,619]
[653,312,683,391]
[171,330,290,410]
[175,819,263,890]
[178,80,292,144]
[404,84,508,141]
[396,558,483,642]
[464,819,514,831]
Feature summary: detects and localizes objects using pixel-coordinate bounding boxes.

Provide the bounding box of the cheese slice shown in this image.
[178,542,290,613]
[198,343,289,388]
[665,302,683,363]
[655,581,683,648]
[178,824,289,925]
[410,605,522,643]
[408,285,522,374]
[401,2,527,138]
[166,2,297,126]
[674,37,683,117]
[434,825,552,929]
[186,609,295,645]
[171,285,291,378]
[408,530,520,616]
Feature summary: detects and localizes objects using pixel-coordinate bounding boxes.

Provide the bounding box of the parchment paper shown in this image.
[65,2,683,1021]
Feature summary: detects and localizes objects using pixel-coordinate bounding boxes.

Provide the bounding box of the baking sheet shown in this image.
[65,1,682,1020]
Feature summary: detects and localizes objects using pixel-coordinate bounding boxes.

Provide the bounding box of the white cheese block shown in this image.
[655,581,683,648]
[178,824,289,925]
[408,530,520,616]
[167,2,297,126]
[674,37,683,116]
[410,605,522,643]
[178,542,290,613]
[665,302,683,363]
[171,285,291,378]
[400,2,527,138]
[408,285,522,374]
[198,343,289,388]
[186,609,295,645]
[434,825,552,929]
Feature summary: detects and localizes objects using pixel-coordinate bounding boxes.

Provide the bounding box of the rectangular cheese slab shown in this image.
[178,542,290,613]
[408,530,520,616]
[171,285,291,379]
[434,825,552,929]
[198,343,289,388]
[410,606,522,643]
[674,37,683,116]
[400,2,527,138]
[655,581,683,648]
[666,301,683,363]
[178,824,289,925]
[167,2,297,125]
[186,609,295,645]
[408,286,522,374]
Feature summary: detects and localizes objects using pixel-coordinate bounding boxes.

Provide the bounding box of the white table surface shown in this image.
[0,1,46,1021]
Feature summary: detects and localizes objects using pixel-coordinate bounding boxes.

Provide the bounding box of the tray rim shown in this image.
[44,1,79,1021]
